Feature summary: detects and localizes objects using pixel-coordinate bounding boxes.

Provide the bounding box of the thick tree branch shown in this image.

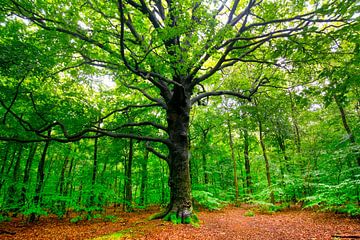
[2,74,27,124]
[96,121,167,132]
[191,90,250,105]
[146,144,169,162]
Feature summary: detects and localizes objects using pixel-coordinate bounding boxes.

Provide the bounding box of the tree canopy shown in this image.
[0,0,359,224]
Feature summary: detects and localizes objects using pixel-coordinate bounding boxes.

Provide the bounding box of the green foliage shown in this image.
[22,205,48,218]
[249,200,287,214]
[0,215,12,223]
[103,215,119,223]
[244,210,255,217]
[303,176,360,216]
[0,0,358,226]
[70,216,83,224]
[192,190,227,211]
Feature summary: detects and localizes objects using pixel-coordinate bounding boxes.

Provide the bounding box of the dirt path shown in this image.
[1,206,359,240]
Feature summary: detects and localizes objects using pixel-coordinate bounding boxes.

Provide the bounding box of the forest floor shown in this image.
[0,205,359,240]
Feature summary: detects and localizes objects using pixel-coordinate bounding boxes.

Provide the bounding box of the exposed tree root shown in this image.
[148,206,199,225]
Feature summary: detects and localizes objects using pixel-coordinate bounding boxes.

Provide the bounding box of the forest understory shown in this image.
[0,205,359,240]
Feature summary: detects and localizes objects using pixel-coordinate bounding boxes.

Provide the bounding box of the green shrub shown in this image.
[244,210,255,217]
[0,215,12,223]
[70,215,83,223]
[103,215,118,223]
[192,190,227,210]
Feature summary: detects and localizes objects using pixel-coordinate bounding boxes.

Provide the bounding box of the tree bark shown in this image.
[334,95,360,166]
[139,147,149,206]
[124,138,133,212]
[243,129,252,195]
[90,137,99,206]
[258,120,274,204]
[7,144,23,214]
[29,137,51,222]
[57,144,71,215]
[0,143,10,189]
[163,85,192,223]
[202,152,209,185]
[227,119,239,201]
[0,144,15,192]
[21,144,38,207]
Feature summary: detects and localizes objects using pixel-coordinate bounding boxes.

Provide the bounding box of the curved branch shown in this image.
[191,90,251,105]
[97,121,168,132]
[146,144,168,162]
[99,103,162,122]
[2,74,27,124]
[125,83,167,108]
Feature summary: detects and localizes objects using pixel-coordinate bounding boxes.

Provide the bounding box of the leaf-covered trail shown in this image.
[1,206,359,240]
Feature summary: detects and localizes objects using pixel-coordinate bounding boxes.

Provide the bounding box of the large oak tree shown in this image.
[0,0,356,222]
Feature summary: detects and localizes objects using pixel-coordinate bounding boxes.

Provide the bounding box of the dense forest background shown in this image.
[0,0,359,224]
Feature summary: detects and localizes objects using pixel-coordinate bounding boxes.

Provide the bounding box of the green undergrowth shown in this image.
[149,211,200,227]
[163,212,200,226]
[248,200,289,214]
[192,190,228,211]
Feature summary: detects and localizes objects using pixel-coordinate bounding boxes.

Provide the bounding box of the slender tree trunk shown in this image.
[139,148,149,206]
[200,127,211,185]
[334,96,360,166]
[124,138,133,212]
[0,143,10,188]
[21,144,38,206]
[237,150,246,195]
[90,137,99,206]
[227,119,239,201]
[289,91,301,153]
[29,137,51,222]
[58,148,70,196]
[258,120,274,204]
[243,129,252,195]
[8,144,23,214]
[0,144,15,192]
[277,135,290,171]
[202,152,208,185]
[58,145,71,215]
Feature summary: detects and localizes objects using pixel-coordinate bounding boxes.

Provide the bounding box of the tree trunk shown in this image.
[57,145,71,215]
[243,129,252,195]
[258,120,274,204]
[7,144,23,214]
[162,85,192,223]
[29,138,50,222]
[90,137,99,206]
[139,148,149,206]
[202,152,209,185]
[0,144,16,192]
[124,138,133,212]
[227,119,239,202]
[160,159,166,204]
[334,95,360,166]
[0,143,10,190]
[289,91,301,153]
[21,144,37,206]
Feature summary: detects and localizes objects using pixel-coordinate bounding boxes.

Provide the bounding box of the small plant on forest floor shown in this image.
[70,215,83,223]
[244,210,255,217]
[0,215,12,223]
[103,215,118,223]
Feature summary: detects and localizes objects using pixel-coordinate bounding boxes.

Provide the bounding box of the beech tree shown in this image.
[0,0,356,223]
